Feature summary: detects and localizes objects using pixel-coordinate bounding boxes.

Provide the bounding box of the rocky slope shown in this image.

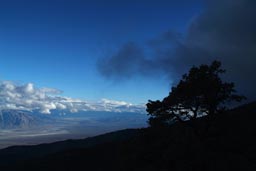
[0,110,40,129]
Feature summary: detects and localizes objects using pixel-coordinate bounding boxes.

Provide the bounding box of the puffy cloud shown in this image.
[0,81,145,114]
[23,83,34,94]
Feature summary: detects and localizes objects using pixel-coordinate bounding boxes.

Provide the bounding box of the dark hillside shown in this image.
[1,102,256,171]
[0,129,141,169]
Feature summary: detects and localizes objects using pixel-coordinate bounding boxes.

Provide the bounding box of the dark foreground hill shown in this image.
[1,102,256,171]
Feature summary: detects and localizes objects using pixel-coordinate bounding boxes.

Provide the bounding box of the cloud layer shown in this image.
[0,81,145,114]
[97,0,256,100]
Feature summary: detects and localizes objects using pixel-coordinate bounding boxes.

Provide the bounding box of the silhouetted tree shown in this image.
[147,61,245,127]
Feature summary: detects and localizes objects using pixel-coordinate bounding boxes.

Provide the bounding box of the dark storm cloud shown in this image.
[97,0,256,99]
[97,42,161,80]
[97,33,181,81]
[178,0,256,99]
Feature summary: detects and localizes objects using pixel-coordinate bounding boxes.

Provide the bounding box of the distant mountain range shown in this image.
[0,110,52,129]
[0,96,146,129]
[0,106,147,130]
[0,109,148,150]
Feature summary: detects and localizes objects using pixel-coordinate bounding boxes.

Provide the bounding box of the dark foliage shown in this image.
[147,61,245,127]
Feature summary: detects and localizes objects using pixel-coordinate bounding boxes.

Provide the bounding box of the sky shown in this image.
[0,0,203,105]
[0,0,255,108]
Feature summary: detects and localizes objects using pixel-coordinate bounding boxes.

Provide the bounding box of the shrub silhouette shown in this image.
[147,61,245,127]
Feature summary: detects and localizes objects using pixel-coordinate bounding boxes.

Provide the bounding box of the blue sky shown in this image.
[0,0,202,103]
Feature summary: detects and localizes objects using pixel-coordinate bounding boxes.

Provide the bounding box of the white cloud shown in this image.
[0,81,145,114]
[40,87,63,94]
[100,98,132,106]
[23,83,34,94]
